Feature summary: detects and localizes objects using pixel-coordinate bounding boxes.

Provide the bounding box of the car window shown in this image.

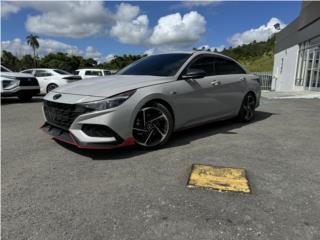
[53,69,70,75]
[213,58,246,75]
[104,71,111,75]
[1,66,11,72]
[35,70,52,77]
[75,71,80,75]
[118,53,192,77]
[187,57,215,76]
[85,70,102,76]
[22,70,33,74]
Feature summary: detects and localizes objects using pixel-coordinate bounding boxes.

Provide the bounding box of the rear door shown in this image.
[210,57,247,116]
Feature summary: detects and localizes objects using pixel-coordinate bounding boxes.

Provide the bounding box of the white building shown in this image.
[272,1,320,91]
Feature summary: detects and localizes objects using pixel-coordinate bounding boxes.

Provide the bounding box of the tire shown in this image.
[17,93,33,101]
[46,83,58,93]
[132,102,174,149]
[237,93,256,122]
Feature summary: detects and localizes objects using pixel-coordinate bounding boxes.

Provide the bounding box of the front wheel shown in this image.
[132,102,173,148]
[237,93,256,122]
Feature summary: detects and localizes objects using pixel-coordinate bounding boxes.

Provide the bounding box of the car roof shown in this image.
[152,51,231,58]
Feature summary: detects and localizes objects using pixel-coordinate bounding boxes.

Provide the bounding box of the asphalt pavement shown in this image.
[1,96,320,240]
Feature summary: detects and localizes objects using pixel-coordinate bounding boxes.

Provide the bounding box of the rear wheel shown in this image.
[132,102,173,148]
[46,83,58,93]
[238,93,256,122]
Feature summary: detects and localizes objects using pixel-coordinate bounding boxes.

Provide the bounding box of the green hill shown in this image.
[221,37,275,72]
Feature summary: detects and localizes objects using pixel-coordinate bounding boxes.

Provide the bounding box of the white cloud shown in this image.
[1,38,113,63]
[149,11,206,48]
[111,3,150,45]
[104,54,116,63]
[196,44,225,52]
[144,48,155,56]
[110,4,206,49]
[1,38,31,57]
[2,2,207,50]
[1,2,20,18]
[24,1,113,38]
[1,38,80,57]
[114,2,140,22]
[228,17,286,47]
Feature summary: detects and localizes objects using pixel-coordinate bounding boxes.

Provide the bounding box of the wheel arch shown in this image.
[130,93,176,131]
[144,98,175,124]
[246,90,257,101]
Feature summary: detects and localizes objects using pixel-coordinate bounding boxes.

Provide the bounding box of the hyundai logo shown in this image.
[53,94,62,100]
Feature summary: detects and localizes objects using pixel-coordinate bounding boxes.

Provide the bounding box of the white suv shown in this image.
[1,65,40,101]
[20,68,81,94]
[75,68,113,79]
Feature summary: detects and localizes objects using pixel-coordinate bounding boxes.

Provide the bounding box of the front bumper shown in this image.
[41,94,138,149]
[1,86,40,97]
[41,123,135,149]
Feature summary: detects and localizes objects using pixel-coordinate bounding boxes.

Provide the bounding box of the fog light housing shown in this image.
[81,124,119,138]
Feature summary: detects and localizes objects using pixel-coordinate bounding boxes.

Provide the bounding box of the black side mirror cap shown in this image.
[181,68,206,79]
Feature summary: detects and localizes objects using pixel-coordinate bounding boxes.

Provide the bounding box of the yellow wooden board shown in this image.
[187,164,251,193]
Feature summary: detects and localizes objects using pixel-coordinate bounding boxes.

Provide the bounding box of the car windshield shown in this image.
[54,69,70,75]
[118,53,192,76]
[1,66,11,72]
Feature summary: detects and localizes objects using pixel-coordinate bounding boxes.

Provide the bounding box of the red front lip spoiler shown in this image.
[41,123,135,150]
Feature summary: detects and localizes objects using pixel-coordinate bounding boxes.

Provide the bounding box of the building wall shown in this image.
[272,45,299,91]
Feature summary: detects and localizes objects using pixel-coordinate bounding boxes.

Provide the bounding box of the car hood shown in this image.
[52,75,175,97]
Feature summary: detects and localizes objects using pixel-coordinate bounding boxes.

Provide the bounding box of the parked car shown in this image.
[1,65,40,101]
[75,68,112,79]
[41,51,261,149]
[20,68,81,94]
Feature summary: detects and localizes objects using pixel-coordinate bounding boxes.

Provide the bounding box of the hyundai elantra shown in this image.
[42,51,260,149]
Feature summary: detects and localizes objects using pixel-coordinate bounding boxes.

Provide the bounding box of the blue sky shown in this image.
[1,1,301,62]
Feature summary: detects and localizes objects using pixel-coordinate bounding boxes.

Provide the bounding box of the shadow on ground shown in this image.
[1,96,43,105]
[56,111,274,160]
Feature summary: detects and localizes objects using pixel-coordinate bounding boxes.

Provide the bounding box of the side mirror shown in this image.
[181,68,206,79]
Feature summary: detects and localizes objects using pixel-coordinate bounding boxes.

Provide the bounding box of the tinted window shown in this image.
[214,58,245,75]
[187,57,214,76]
[22,70,33,74]
[1,66,10,72]
[118,53,191,76]
[85,70,102,76]
[75,71,80,75]
[53,69,70,75]
[104,71,111,75]
[35,70,52,77]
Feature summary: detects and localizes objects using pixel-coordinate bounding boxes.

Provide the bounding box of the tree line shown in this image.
[194,36,275,72]
[1,50,146,73]
[1,34,275,73]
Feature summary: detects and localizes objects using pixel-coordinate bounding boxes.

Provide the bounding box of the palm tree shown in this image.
[26,34,39,67]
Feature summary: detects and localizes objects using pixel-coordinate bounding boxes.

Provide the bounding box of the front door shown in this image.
[173,56,228,127]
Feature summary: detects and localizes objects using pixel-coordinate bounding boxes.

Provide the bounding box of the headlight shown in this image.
[78,89,136,111]
[2,76,20,90]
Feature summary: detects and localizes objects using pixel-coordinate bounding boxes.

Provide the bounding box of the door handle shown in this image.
[211,80,221,86]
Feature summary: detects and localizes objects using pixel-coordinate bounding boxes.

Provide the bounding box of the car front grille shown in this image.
[43,100,93,130]
[17,77,39,86]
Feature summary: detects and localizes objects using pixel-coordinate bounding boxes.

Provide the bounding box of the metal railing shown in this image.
[252,72,272,91]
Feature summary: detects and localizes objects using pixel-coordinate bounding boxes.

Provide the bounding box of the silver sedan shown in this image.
[42,51,261,149]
